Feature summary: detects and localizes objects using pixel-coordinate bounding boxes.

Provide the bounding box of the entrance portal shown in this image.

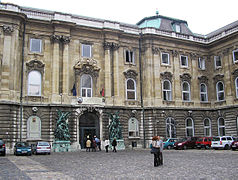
[79,112,99,149]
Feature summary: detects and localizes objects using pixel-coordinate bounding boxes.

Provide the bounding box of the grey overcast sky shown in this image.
[1,0,238,35]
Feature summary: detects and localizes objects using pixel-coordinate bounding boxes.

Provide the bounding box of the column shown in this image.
[1,25,14,100]
[112,43,120,104]
[62,36,70,97]
[51,35,60,102]
[104,42,112,101]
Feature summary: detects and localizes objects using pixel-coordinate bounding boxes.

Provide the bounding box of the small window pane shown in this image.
[127,80,135,90]
[181,56,188,67]
[30,39,42,53]
[233,50,238,62]
[162,53,169,64]
[82,44,91,57]
[28,71,41,96]
[215,56,221,68]
[127,91,135,99]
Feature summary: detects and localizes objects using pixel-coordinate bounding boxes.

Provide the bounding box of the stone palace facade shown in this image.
[1,3,238,151]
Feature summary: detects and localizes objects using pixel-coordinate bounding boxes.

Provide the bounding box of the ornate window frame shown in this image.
[26,60,45,97]
[128,118,139,138]
[163,80,172,101]
[200,83,208,102]
[218,117,225,136]
[216,81,225,101]
[186,117,194,137]
[204,118,211,137]
[74,58,100,97]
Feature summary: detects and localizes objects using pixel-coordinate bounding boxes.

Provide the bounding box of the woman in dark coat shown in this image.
[151,136,160,167]
[112,138,117,152]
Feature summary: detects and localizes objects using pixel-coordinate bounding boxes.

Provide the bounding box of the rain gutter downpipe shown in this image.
[20,22,26,142]
[139,33,146,148]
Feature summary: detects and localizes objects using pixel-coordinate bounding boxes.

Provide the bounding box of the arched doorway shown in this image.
[79,111,99,149]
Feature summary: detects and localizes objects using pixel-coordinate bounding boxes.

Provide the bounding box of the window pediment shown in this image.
[180,73,191,83]
[160,71,173,81]
[198,76,208,83]
[232,69,238,80]
[26,60,45,74]
[74,58,100,78]
[213,74,224,83]
[123,69,138,80]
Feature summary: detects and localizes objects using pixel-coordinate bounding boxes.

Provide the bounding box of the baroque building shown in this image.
[1,3,238,152]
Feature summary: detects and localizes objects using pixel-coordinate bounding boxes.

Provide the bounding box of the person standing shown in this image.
[151,136,160,167]
[104,139,110,153]
[112,138,117,152]
[86,138,91,152]
[158,136,163,165]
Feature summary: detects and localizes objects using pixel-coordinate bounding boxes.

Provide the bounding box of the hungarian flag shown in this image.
[100,88,105,97]
[71,84,77,96]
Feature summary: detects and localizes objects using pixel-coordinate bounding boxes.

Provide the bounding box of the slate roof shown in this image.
[137,15,193,35]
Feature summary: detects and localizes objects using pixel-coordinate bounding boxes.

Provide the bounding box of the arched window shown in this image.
[204,118,211,136]
[182,81,190,101]
[235,77,238,98]
[218,117,225,136]
[27,116,41,139]
[81,74,92,97]
[200,83,208,102]
[126,78,136,100]
[128,118,139,137]
[28,70,42,96]
[166,117,176,138]
[163,80,172,101]
[216,81,225,101]
[186,118,194,137]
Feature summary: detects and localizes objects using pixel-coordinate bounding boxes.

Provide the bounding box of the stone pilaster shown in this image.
[51,35,60,102]
[1,25,14,100]
[62,36,70,98]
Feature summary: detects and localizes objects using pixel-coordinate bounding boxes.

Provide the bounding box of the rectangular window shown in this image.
[161,53,170,65]
[180,55,188,67]
[30,38,42,53]
[82,44,92,57]
[198,58,205,70]
[214,56,222,69]
[125,50,134,64]
[175,24,181,33]
[233,49,238,63]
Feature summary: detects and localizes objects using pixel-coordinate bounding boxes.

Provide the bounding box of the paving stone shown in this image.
[1,149,238,179]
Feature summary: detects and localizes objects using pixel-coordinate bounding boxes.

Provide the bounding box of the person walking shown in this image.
[95,136,101,151]
[112,138,117,152]
[86,138,91,152]
[158,136,163,165]
[104,139,110,153]
[151,136,160,167]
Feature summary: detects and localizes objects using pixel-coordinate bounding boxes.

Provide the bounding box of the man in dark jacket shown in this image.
[112,138,117,152]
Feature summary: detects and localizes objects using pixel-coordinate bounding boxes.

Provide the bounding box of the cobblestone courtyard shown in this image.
[0,149,238,180]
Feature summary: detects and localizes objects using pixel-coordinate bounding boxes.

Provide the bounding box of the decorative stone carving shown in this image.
[171,50,178,57]
[123,69,138,80]
[74,58,100,78]
[232,69,238,80]
[3,25,14,34]
[213,74,224,83]
[180,73,192,83]
[198,76,209,83]
[152,46,160,54]
[51,35,71,44]
[26,60,45,74]
[160,71,173,81]
[189,52,198,60]
[222,48,230,56]
[103,42,120,51]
